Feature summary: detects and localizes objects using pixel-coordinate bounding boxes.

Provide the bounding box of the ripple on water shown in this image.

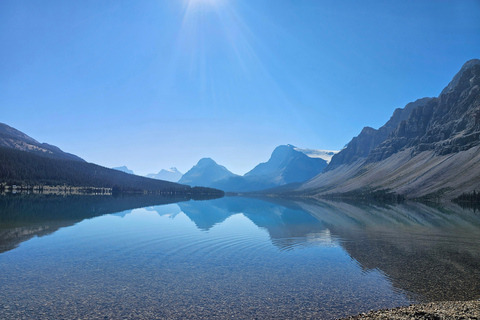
[1,201,480,319]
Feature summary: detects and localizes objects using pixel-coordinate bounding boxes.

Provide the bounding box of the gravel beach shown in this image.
[341,300,480,319]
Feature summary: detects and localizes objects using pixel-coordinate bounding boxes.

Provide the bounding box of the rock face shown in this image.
[213,145,329,192]
[369,63,480,162]
[146,167,183,182]
[326,97,433,171]
[441,58,480,95]
[297,59,480,200]
[0,122,84,162]
[112,166,134,175]
[178,158,237,187]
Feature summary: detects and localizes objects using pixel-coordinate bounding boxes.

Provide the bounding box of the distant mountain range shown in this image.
[0,125,223,196]
[282,59,480,200]
[4,58,478,200]
[146,167,183,182]
[112,166,134,175]
[179,145,337,192]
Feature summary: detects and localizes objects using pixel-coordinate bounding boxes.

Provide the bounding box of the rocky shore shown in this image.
[342,300,480,319]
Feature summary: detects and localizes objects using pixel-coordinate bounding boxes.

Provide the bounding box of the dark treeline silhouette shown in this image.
[454,190,480,211]
[455,190,480,202]
[0,147,223,196]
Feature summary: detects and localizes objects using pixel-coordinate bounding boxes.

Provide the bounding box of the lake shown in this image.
[0,194,479,319]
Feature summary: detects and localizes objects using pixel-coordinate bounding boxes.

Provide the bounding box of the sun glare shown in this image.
[186,0,224,7]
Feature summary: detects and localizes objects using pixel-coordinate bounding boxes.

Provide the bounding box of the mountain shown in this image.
[212,144,331,192]
[178,158,237,187]
[112,166,134,175]
[325,97,433,171]
[245,144,328,184]
[0,124,224,196]
[146,167,183,182]
[0,122,84,162]
[294,59,480,200]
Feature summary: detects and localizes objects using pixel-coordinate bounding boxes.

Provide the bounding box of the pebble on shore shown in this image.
[341,300,480,320]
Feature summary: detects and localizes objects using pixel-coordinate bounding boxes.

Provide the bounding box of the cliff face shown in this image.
[368,65,480,162]
[326,98,433,171]
[369,64,480,162]
[297,60,480,200]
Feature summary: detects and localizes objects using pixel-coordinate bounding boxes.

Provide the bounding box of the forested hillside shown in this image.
[0,147,223,195]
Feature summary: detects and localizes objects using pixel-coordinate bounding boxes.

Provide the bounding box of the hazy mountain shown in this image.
[245,144,328,183]
[294,59,480,200]
[112,166,134,175]
[213,144,329,192]
[178,158,237,187]
[0,122,84,162]
[146,167,183,182]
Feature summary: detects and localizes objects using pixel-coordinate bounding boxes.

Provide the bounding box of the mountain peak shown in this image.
[112,166,134,175]
[441,59,480,95]
[146,167,183,182]
[0,122,84,162]
[195,158,220,168]
[197,157,217,165]
[179,158,236,187]
[269,145,297,159]
[244,144,328,184]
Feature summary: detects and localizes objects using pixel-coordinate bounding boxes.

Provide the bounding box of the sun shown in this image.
[186,0,225,8]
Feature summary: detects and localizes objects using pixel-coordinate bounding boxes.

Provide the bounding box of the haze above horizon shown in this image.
[2,0,479,175]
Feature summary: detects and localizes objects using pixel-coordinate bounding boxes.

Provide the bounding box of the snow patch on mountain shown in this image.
[112,166,134,175]
[146,167,183,182]
[294,148,339,164]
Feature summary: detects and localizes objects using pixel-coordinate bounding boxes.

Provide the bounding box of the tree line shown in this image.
[0,147,223,196]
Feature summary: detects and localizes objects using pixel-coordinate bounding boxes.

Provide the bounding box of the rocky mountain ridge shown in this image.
[295,59,480,200]
[0,122,84,162]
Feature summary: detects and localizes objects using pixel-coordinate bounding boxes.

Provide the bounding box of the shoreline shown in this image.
[341,300,480,319]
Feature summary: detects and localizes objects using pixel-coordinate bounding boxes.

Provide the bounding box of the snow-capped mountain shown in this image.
[112,166,134,175]
[146,167,183,183]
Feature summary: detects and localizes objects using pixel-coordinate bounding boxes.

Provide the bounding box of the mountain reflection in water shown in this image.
[0,194,479,319]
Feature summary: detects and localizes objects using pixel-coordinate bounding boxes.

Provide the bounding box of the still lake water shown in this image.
[0,195,480,319]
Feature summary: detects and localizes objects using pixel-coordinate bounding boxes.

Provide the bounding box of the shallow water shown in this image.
[0,195,479,319]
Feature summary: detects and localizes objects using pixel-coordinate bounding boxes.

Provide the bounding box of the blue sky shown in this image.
[2,0,479,175]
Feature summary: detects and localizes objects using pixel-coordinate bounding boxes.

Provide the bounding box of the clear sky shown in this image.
[2,0,479,175]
